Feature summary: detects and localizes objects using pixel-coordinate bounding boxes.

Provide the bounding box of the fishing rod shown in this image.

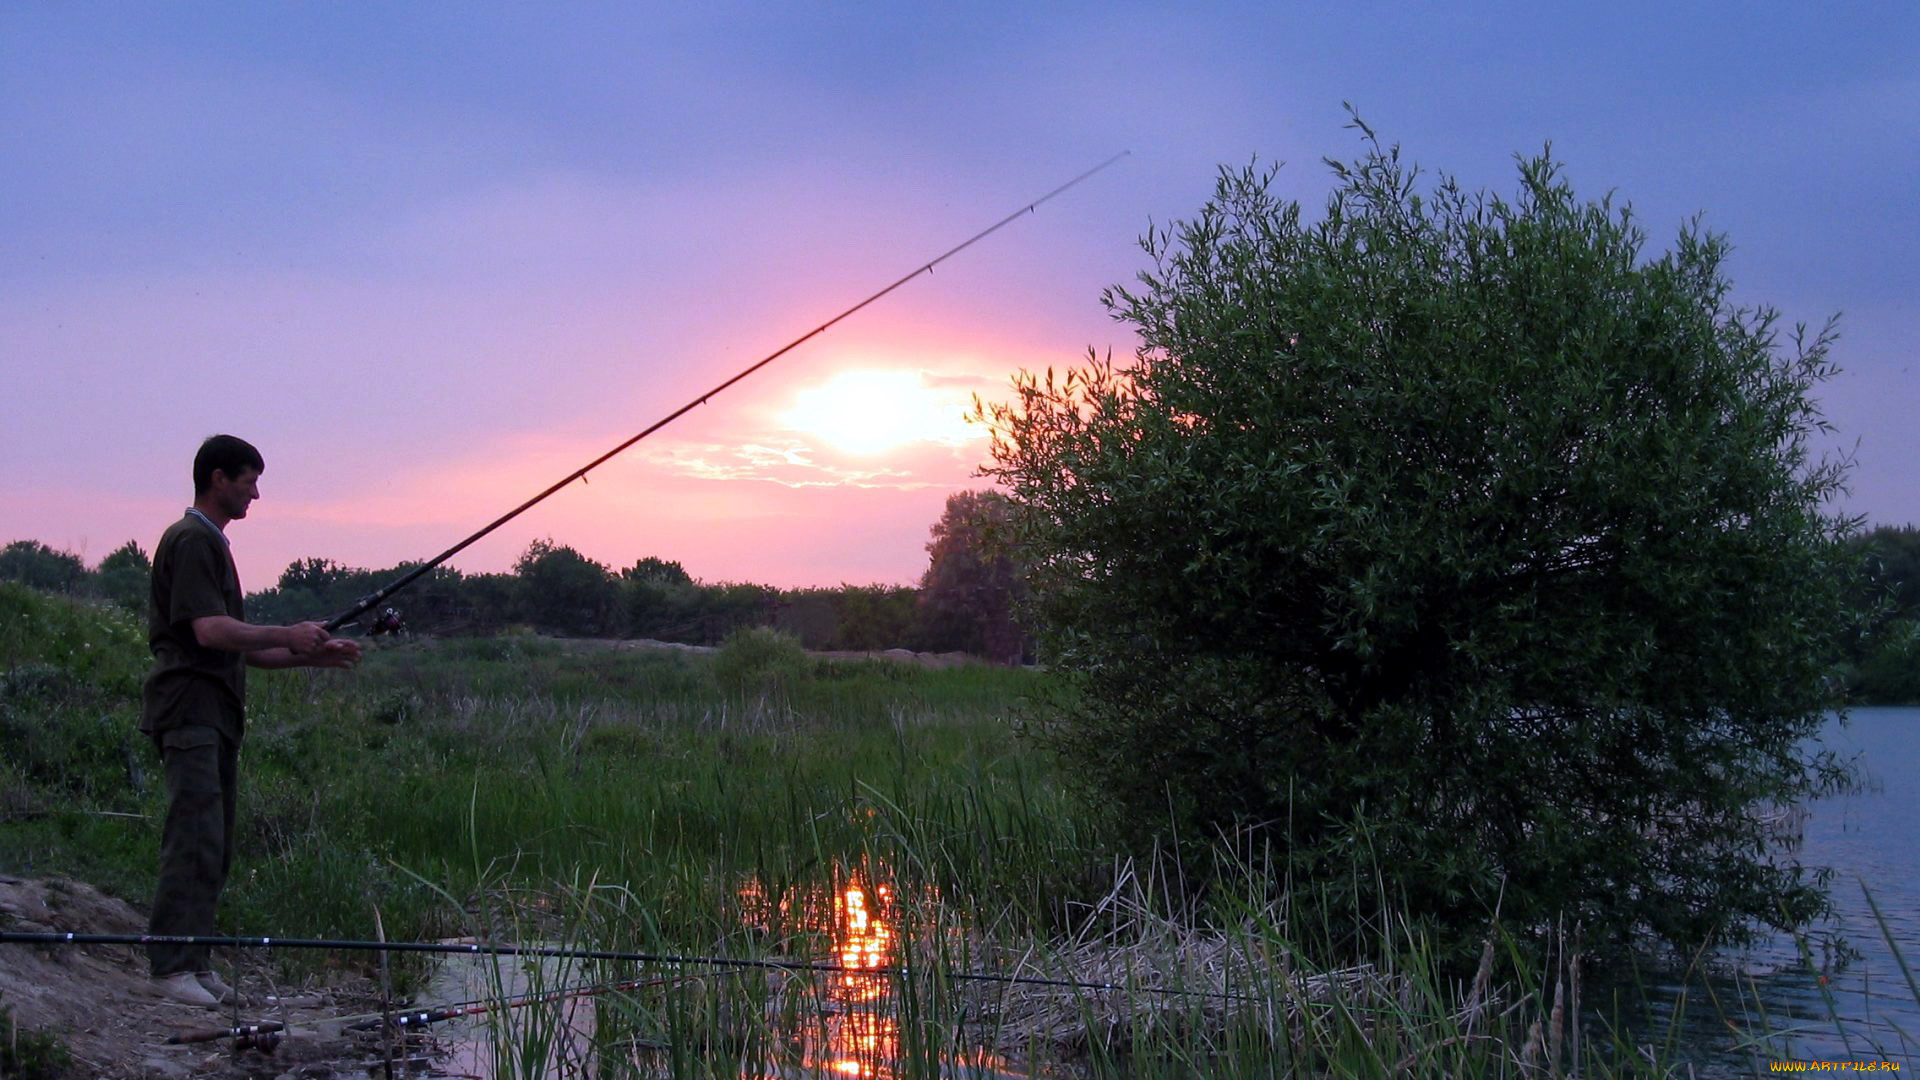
[167,1020,285,1047]
[0,929,1269,1004]
[322,151,1130,633]
[337,973,685,1033]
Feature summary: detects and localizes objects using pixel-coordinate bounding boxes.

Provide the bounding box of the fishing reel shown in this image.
[234,1029,282,1054]
[326,604,404,637]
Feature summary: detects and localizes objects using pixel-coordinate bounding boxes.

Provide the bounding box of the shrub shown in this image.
[981,119,1860,959]
[712,626,808,698]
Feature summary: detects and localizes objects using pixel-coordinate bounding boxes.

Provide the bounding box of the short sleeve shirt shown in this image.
[140,511,247,741]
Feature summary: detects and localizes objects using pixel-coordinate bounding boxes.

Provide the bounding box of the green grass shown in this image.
[0,998,70,1080]
[9,581,1908,1076]
[2,586,1080,974]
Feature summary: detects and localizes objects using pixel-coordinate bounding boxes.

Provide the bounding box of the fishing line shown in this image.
[0,929,1274,1005]
[323,151,1130,632]
[334,974,685,1033]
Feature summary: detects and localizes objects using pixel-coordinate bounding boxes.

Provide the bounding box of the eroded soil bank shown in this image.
[0,876,426,1080]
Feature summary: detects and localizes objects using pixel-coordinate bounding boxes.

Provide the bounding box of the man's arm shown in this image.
[189,615,362,669]
[191,614,329,655]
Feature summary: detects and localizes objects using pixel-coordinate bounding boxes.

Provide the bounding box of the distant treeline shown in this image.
[1846,523,1920,704]
[0,492,1030,661]
[243,544,943,651]
[6,516,1913,691]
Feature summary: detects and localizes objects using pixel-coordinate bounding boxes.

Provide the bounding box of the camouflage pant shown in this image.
[148,724,238,977]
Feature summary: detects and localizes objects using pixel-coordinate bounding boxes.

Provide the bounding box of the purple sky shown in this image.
[3,2,1915,591]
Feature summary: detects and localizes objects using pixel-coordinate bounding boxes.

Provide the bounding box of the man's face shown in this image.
[210,467,261,521]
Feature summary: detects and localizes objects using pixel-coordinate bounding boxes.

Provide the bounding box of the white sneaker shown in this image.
[194,970,237,1004]
[152,971,221,1007]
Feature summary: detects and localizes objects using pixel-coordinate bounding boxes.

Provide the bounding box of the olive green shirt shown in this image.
[140,511,246,742]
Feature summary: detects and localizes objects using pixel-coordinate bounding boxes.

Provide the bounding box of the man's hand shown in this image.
[243,635,363,671]
[307,638,362,670]
[282,621,330,655]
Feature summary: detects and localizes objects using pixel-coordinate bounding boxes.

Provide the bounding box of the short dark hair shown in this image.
[193,435,264,495]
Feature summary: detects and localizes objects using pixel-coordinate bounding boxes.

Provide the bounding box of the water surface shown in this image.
[1647,706,1918,1073]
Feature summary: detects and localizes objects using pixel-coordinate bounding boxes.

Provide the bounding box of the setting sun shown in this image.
[780,369,982,456]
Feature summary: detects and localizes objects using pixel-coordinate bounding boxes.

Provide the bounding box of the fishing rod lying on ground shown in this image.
[164,976,690,1045]
[323,151,1129,633]
[337,973,685,1034]
[166,1020,285,1048]
[0,929,1268,1005]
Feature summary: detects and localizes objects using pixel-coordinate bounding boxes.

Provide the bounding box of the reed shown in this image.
[411,853,1698,1078]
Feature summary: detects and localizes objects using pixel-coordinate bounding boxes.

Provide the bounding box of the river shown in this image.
[1646,706,1918,1073]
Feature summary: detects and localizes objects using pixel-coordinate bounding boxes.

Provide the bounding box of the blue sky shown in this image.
[3,2,1914,588]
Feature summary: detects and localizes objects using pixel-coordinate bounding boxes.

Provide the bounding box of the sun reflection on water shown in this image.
[737,872,909,1078]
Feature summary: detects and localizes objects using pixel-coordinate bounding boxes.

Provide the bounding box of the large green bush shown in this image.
[981,125,1860,958]
[712,626,809,697]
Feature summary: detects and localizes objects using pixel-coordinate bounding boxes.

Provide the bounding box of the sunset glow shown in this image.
[780,370,983,456]
[1,7,1910,589]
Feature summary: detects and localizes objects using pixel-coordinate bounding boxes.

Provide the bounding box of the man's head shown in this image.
[193,435,264,523]
[193,435,263,494]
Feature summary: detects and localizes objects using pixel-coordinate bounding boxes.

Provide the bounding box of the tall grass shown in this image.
[406,847,1705,1077]
[6,583,1911,1075]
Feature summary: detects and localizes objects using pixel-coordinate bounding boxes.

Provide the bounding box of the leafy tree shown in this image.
[1844,524,1920,703]
[277,557,354,595]
[826,584,920,651]
[619,556,704,640]
[1852,619,1920,703]
[249,558,382,628]
[458,572,520,634]
[773,589,842,649]
[918,491,1028,662]
[354,562,471,632]
[624,576,703,641]
[1852,523,1920,620]
[514,539,620,636]
[94,540,150,613]
[0,540,87,592]
[773,585,921,651]
[685,582,779,644]
[980,127,1859,957]
[622,556,693,587]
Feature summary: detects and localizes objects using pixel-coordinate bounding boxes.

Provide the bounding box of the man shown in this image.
[141,434,362,1007]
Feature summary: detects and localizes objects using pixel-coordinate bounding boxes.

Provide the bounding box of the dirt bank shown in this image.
[0,876,416,1080]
